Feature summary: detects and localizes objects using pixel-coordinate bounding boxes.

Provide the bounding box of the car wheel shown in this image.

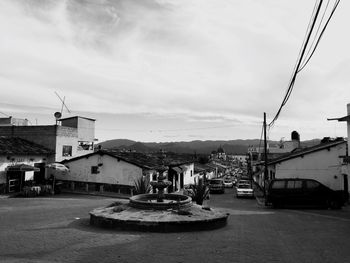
[327,199,341,210]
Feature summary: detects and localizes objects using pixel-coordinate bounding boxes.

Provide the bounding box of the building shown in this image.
[57,150,194,195]
[193,163,215,181]
[327,103,350,200]
[211,146,227,161]
[248,131,301,180]
[0,137,53,193]
[0,116,96,162]
[264,138,348,194]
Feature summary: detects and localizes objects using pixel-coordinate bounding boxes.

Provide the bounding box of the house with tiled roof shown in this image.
[0,137,54,193]
[57,150,194,195]
[194,163,216,180]
[260,138,348,194]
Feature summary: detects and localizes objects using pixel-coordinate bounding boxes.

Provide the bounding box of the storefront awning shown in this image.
[6,164,40,172]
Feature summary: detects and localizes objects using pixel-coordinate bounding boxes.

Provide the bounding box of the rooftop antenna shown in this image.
[54,91,71,116]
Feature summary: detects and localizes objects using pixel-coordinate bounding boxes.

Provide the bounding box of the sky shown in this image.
[0,0,349,143]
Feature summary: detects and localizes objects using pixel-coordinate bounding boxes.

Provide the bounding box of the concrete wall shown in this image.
[0,125,93,162]
[274,143,347,191]
[0,126,58,151]
[0,117,28,126]
[57,154,143,186]
[182,163,195,185]
[61,117,95,142]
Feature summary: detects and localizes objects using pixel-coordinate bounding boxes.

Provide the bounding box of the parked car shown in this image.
[236,183,254,198]
[266,178,345,209]
[208,179,225,194]
[237,179,251,185]
[223,179,234,188]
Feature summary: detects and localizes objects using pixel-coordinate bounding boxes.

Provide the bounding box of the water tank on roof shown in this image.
[291,131,300,141]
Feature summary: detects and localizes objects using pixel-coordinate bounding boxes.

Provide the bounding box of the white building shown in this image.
[58,150,194,195]
[266,139,348,193]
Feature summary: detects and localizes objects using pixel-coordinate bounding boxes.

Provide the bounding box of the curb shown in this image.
[60,190,131,200]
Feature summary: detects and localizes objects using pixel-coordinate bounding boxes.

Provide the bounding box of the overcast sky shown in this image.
[0,0,349,143]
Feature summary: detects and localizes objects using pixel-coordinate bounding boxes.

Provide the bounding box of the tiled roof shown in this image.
[62,150,194,170]
[108,151,194,169]
[194,163,215,173]
[268,139,346,165]
[0,136,53,155]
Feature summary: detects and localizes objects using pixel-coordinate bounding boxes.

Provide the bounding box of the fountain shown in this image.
[129,165,192,210]
[90,166,229,232]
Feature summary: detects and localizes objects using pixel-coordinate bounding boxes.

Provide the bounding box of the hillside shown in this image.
[98,139,266,154]
[97,138,324,155]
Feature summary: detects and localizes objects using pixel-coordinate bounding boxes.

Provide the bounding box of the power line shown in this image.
[0,111,10,117]
[268,0,324,128]
[271,0,323,125]
[299,0,330,69]
[298,0,341,72]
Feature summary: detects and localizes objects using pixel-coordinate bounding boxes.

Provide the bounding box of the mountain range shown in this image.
[97,138,321,155]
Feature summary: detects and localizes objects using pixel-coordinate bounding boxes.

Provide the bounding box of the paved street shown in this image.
[1,189,350,263]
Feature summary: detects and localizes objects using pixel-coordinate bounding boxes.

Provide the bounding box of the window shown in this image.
[78,141,94,151]
[62,145,72,157]
[271,180,285,189]
[91,166,99,174]
[286,180,302,189]
[294,180,302,189]
[306,180,320,189]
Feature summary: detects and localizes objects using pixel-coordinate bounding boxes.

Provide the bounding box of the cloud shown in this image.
[0,0,349,142]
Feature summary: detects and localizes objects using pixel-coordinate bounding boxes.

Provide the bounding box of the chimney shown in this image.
[291,131,301,149]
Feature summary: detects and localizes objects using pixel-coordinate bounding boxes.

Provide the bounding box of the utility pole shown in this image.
[263,112,268,197]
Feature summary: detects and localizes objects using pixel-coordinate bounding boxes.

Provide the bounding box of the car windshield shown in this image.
[210,180,222,185]
[237,184,251,189]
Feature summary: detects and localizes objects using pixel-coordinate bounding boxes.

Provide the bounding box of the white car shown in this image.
[223,179,234,188]
[236,183,254,198]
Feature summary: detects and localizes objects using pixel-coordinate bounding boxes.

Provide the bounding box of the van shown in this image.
[266,178,345,209]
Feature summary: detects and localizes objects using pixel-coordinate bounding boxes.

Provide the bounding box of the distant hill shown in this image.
[98,139,268,155]
[97,138,324,155]
[98,139,136,149]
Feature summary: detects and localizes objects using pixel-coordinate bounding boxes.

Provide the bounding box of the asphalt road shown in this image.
[1,189,350,263]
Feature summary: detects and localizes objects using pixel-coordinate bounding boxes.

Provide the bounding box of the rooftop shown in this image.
[268,138,346,165]
[0,136,53,155]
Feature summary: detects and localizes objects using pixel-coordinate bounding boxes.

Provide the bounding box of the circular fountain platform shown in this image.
[89,200,229,232]
[129,193,192,210]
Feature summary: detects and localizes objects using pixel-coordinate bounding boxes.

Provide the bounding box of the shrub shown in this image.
[134,176,151,195]
[191,179,210,205]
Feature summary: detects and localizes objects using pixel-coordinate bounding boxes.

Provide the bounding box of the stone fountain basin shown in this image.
[89,201,229,232]
[129,193,192,210]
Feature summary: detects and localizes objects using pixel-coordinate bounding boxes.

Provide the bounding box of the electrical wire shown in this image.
[269,0,341,129]
[298,0,341,72]
[268,0,324,128]
[299,0,330,69]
